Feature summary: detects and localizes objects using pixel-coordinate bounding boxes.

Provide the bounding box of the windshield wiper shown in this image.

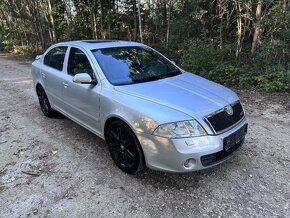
[114,81,135,86]
[163,70,181,78]
[130,70,180,83]
[114,70,181,86]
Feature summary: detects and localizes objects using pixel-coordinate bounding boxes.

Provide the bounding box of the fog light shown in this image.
[183,158,196,169]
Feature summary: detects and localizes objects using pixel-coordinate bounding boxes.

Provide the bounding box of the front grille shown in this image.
[205,101,244,134]
[200,138,244,167]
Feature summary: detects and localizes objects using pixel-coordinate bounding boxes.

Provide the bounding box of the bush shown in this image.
[178,39,289,93]
[12,45,38,57]
[254,43,290,71]
[2,39,16,52]
[205,65,245,87]
[239,68,289,92]
[180,38,235,73]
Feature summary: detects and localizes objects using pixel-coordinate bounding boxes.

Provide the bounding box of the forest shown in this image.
[0,0,289,92]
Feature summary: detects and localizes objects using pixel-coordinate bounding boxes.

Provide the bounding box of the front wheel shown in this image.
[106,121,145,174]
[37,86,56,117]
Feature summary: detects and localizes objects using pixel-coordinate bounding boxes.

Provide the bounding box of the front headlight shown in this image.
[152,120,207,138]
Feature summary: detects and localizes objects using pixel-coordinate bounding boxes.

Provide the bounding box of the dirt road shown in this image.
[0,54,289,217]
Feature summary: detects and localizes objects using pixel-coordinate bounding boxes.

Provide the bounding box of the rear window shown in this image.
[44,46,67,71]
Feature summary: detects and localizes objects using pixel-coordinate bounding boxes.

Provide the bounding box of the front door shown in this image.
[61,47,101,134]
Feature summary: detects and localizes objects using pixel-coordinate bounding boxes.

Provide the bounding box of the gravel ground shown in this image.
[0,54,289,218]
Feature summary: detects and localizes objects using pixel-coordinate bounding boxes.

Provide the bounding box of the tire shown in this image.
[106,121,145,174]
[36,86,56,117]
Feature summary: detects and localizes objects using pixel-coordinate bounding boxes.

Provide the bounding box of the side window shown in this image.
[67,47,94,78]
[44,46,67,71]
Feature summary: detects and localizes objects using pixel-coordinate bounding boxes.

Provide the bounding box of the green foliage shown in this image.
[254,43,290,70]
[206,65,245,87]
[239,68,289,92]
[179,39,235,73]
[277,28,290,41]
[200,65,288,92]
[2,40,16,52]
[0,0,289,92]
[179,39,289,93]
[12,45,38,57]
[264,4,288,30]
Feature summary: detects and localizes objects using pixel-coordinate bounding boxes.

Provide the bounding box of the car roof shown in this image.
[55,40,145,50]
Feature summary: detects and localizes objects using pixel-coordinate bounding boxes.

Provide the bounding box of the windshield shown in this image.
[91,46,182,85]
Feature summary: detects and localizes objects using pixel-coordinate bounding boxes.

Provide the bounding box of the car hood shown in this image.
[114,72,239,118]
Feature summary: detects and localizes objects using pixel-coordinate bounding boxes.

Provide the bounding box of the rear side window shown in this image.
[44,46,67,71]
[67,47,94,78]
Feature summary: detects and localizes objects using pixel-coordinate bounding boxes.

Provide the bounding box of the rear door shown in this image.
[41,46,68,109]
[61,46,101,133]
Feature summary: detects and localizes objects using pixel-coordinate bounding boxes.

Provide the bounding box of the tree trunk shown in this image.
[47,0,56,42]
[25,1,41,49]
[251,0,263,55]
[34,0,45,50]
[64,0,73,40]
[137,0,143,42]
[234,0,243,59]
[218,0,227,47]
[108,0,111,39]
[43,4,53,42]
[282,0,287,13]
[88,0,98,40]
[166,0,171,48]
[100,0,105,39]
[133,0,137,41]
[92,9,97,39]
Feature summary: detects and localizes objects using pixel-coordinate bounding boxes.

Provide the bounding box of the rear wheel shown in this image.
[106,121,145,174]
[37,86,56,117]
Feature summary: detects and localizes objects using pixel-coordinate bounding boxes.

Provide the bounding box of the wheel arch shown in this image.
[36,83,43,92]
[104,115,147,171]
[104,115,134,140]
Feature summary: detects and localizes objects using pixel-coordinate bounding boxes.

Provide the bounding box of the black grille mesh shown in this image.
[206,102,244,133]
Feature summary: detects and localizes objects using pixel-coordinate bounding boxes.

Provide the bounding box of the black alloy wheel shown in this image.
[106,121,145,174]
[37,86,56,117]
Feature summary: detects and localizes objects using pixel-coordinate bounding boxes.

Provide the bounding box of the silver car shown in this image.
[31,40,247,174]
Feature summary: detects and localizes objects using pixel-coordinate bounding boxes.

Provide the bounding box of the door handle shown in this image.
[62,81,69,88]
[41,72,46,78]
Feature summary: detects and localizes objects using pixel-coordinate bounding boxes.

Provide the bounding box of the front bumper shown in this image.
[137,118,247,173]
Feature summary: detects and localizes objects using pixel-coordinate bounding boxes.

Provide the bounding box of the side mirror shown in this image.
[35,54,43,60]
[171,61,176,65]
[73,73,95,84]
